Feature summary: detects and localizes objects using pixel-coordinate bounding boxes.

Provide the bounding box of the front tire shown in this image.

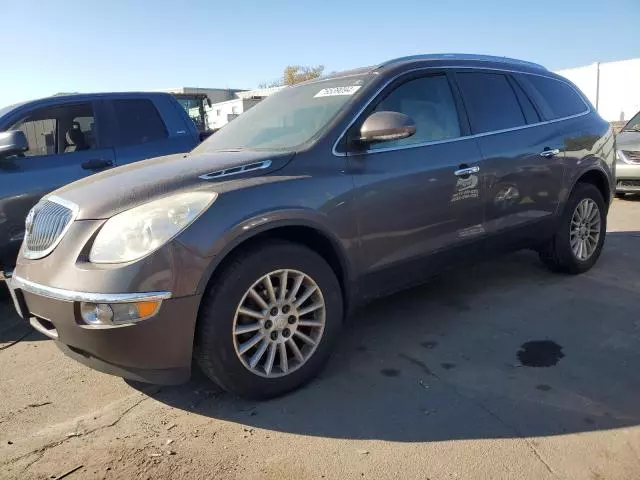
[539,183,606,274]
[195,241,343,399]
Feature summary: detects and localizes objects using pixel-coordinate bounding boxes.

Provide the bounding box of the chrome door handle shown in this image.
[454,166,480,177]
[539,148,561,158]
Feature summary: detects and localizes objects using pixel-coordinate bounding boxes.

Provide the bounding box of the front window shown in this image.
[10,102,97,156]
[194,75,373,152]
[623,111,640,132]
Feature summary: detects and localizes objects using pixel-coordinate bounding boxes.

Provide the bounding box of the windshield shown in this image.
[194,75,373,152]
[622,111,640,132]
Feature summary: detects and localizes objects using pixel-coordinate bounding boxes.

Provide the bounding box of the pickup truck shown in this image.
[0,92,201,272]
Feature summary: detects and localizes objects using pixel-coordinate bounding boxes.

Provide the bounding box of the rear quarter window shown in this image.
[518,75,588,120]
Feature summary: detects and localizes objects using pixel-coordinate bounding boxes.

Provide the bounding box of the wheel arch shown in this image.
[569,166,612,207]
[195,215,355,312]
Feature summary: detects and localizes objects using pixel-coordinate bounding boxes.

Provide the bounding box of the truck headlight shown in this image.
[89,192,217,264]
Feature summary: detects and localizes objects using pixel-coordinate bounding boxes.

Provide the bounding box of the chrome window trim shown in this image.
[332,65,591,157]
[199,159,272,180]
[23,195,80,260]
[10,275,172,303]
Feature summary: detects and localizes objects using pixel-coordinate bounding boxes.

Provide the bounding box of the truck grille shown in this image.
[622,150,640,164]
[24,197,78,259]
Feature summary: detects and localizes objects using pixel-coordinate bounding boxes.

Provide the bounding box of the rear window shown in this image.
[456,72,526,134]
[518,75,588,120]
[112,99,168,146]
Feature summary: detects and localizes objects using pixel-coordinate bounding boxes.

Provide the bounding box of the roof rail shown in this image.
[377,53,547,71]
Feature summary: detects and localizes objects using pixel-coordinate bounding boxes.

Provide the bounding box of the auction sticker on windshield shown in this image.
[314,86,362,97]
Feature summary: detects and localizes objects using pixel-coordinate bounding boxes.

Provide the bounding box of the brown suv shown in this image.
[7,54,615,399]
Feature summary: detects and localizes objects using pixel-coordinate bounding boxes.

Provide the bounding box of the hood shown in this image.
[52,150,294,219]
[616,131,640,152]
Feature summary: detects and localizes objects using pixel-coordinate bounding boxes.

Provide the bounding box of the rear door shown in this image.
[107,97,192,165]
[454,70,565,251]
[0,101,115,263]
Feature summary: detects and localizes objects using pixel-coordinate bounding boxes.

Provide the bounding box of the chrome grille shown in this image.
[24,196,78,259]
[622,150,640,164]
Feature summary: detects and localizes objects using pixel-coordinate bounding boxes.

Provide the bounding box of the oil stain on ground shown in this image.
[517,340,564,367]
[380,368,400,377]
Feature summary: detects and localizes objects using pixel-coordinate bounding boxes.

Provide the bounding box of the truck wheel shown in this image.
[195,241,343,399]
[539,183,606,274]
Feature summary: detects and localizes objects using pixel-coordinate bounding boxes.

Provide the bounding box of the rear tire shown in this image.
[539,183,606,274]
[195,240,343,399]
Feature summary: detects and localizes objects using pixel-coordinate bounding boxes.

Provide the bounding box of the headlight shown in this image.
[89,191,217,264]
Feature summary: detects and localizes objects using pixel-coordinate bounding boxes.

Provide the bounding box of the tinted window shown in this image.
[369,74,460,150]
[457,72,525,134]
[112,99,167,146]
[519,75,587,120]
[10,103,97,156]
[510,78,540,124]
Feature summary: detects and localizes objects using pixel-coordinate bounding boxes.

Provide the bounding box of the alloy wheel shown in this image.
[232,269,326,378]
[570,198,601,261]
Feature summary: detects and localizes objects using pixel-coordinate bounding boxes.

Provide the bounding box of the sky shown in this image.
[2,0,639,108]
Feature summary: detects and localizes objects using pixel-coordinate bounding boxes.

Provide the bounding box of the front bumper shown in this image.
[615,163,640,193]
[7,275,202,385]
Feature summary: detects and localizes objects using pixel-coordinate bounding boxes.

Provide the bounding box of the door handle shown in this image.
[81,159,113,170]
[539,148,561,158]
[454,165,480,177]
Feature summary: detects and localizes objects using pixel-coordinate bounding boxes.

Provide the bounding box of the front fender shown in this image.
[175,206,356,297]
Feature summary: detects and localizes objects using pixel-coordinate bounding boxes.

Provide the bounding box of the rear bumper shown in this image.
[7,275,202,385]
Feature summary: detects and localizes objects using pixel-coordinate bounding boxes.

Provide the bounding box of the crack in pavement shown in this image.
[4,392,156,472]
[398,353,559,479]
[0,329,34,351]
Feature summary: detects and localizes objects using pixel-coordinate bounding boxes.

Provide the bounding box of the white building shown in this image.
[205,86,284,130]
[555,58,640,122]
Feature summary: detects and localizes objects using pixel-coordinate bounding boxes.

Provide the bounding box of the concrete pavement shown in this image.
[1,198,639,479]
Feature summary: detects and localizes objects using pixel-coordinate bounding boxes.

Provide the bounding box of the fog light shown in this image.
[80,300,161,325]
[80,303,114,325]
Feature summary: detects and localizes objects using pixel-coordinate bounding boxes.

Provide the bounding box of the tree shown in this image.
[258,65,325,88]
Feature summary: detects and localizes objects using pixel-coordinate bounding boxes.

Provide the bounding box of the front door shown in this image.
[346,72,485,300]
[0,101,115,265]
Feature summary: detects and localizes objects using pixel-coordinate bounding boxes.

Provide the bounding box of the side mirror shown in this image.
[359,111,416,144]
[0,130,29,158]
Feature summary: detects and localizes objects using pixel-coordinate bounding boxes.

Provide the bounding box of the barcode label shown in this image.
[314,86,362,98]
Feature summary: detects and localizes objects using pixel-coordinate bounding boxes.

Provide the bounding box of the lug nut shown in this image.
[270,307,278,316]
[288,316,296,324]
[270,331,278,340]
[282,328,291,338]
[282,305,290,314]
[264,320,273,329]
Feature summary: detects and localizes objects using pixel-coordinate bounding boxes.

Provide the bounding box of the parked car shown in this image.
[0,92,201,272]
[615,110,640,197]
[7,54,615,399]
